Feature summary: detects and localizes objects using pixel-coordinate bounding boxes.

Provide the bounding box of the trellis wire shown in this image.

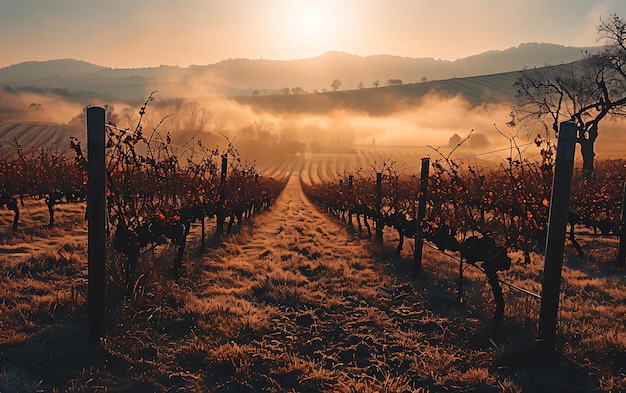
[423,241,542,300]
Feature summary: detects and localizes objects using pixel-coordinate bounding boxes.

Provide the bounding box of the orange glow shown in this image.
[265,1,358,60]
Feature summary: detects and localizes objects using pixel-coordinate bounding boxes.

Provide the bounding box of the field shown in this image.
[1,130,625,393]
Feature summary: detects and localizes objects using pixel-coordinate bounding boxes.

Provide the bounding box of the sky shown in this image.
[1,0,626,69]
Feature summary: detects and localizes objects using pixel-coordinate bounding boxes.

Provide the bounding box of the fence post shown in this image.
[414,157,430,277]
[375,172,383,241]
[618,178,626,266]
[216,154,228,237]
[347,175,354,227]
[538,121,577,354]
[87,107,107,343]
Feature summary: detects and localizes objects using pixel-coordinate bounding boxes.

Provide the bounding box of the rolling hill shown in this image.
[0,43,597,101]
[234,69,525,116]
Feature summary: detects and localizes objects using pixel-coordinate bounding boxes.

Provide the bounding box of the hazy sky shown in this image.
[2,0,626,69]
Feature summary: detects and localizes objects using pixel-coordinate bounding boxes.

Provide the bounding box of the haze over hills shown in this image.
[2,41,626,159]
[0,42,597,101]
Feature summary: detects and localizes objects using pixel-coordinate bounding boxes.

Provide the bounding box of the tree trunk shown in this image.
[46,196,55,229]
[6,197,20,232]
[579,138,595,179]
[485,268,505,326]
[579,123,598,179]
[618,179,626,266]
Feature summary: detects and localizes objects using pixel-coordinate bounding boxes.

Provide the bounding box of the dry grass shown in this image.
[0,176,624,392]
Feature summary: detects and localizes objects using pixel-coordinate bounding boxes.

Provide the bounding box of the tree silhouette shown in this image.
[514,13,626,177]
[331,79,342,91]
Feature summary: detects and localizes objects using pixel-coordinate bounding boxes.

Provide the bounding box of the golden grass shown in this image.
[0,175,624,392]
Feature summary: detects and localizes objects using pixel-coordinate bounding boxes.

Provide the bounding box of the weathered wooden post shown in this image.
[538,121,577,354]
[87,106,107,342]
[375,172,383,242]
[414,157,430,277]
[618,178,626,266]
[347,175,354,227]
[215,154,228,237]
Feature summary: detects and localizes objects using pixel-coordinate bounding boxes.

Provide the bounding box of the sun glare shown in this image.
[299,4,328,37]
[273,1,343,57]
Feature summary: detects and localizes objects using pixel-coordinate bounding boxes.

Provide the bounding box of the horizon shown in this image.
[0,42,593,70]
[2,0,626,69]
[0,42,583,70]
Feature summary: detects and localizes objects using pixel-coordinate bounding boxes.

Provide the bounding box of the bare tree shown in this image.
[152,97,213,142]
[514,13,626,177]
[182,100,212,133]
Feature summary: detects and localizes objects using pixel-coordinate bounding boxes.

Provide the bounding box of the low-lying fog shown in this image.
[1,84,625,163]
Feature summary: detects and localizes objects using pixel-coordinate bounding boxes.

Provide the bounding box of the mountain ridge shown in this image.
[0,43,599,101]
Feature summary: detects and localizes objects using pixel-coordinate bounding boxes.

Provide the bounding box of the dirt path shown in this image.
[176,172,498,392]
[232,172,371,267]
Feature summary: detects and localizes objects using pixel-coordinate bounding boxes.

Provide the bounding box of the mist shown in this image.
[0,87,85,124]
[143,71,521,152]
[2,81,625,164]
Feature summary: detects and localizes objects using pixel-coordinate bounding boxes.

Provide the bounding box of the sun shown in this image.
[269,1,348,58]
[279,2,337,50]
[299,4,328,37]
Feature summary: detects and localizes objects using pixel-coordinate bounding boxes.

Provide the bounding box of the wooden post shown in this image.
[375,172,383,241]
[538,121,577,354]
[618,178,626,266]
[347,175,353,227]
[414,157,430,277]
[87,107,107,342]
[216,154,228,237]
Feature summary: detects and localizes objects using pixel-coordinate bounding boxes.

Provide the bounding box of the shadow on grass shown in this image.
[0,313,112,392]
[368,241,607,393]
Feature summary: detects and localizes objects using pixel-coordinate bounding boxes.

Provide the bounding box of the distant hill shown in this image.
[0,59,105,82]
[209,43,596,91]
[234,68,528,116]
[0,43,598,101]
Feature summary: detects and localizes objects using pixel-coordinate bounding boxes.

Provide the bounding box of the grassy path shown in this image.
[0,172,609,392]
[163,173,516,392]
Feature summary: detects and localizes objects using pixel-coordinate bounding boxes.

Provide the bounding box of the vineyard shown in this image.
[1,100,290,280]
[0,104,625,391]
[302,136,626,316]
